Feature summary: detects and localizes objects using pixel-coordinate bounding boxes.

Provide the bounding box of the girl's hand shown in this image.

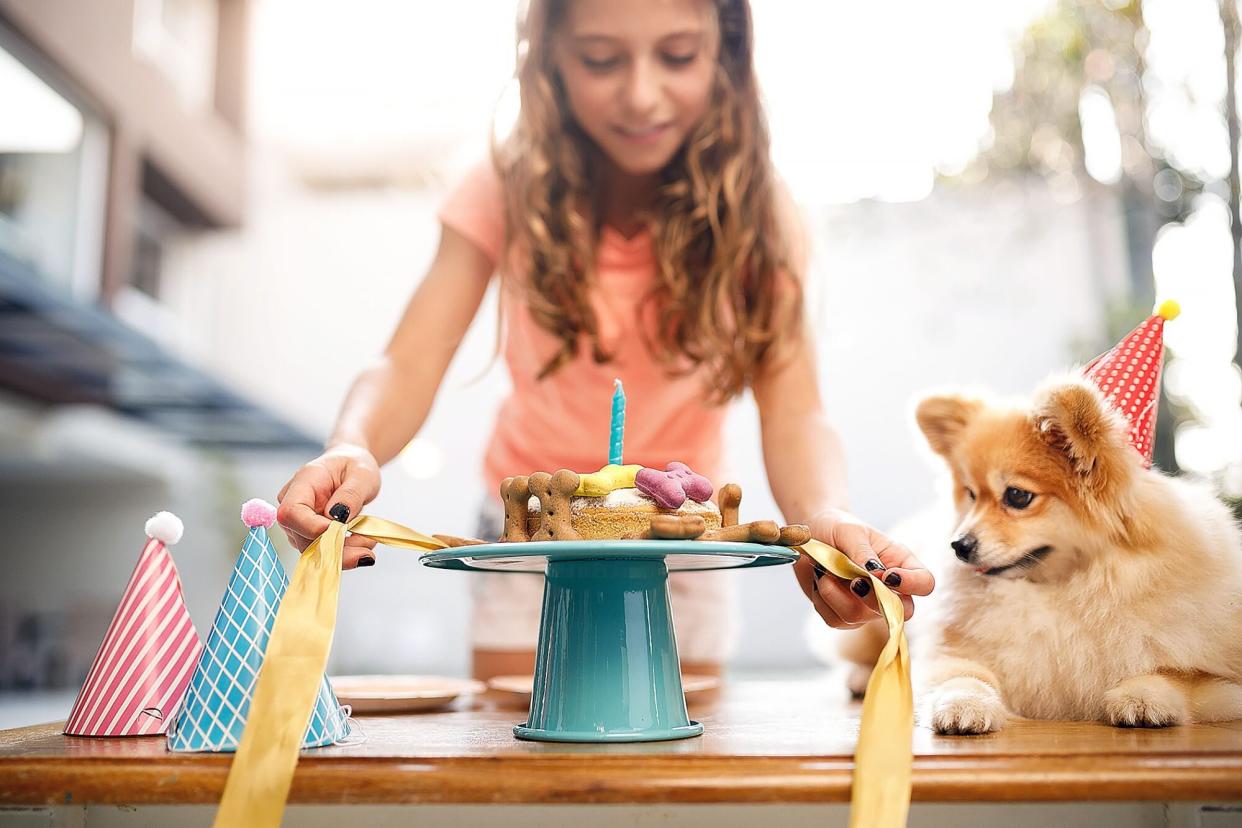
[793,508,935,628]
[276,444,382,569]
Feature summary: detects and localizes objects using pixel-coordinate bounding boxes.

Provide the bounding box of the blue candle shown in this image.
[609,379,626,465]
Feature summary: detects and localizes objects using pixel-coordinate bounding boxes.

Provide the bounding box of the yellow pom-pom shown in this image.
[1156,299,1180,321]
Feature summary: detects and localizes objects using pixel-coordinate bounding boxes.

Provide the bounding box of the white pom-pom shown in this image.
[145,511,184,545]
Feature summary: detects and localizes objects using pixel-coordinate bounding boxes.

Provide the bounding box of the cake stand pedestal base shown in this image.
[517,556,701,742]
[421,540,797,743]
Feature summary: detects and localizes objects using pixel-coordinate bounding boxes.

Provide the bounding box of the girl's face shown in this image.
[553,0,720,177]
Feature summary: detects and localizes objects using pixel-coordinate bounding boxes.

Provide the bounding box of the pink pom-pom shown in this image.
[241,498,278,529]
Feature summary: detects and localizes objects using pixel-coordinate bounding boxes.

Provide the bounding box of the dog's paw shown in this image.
[927,682,1007,735]
[846,664,870,700]
[1102,677,1188,728]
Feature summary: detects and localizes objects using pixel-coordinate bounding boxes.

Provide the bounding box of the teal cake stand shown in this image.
[421,540,797,743]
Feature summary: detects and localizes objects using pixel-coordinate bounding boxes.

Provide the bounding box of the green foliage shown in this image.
[957,0,1203,221]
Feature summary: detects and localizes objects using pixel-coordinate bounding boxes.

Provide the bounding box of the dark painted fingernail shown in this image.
[851,578,871,597]
[865,559,885,572]
[811,561,828,581]
[884,571,902,588]
[357,556,376,567]
[329,503,350,522]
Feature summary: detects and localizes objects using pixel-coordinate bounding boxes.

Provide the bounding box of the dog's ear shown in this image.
[1034,379,1135,483]
[915,394,982,457]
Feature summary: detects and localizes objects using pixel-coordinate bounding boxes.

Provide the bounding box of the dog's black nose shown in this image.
[951,534,978,562]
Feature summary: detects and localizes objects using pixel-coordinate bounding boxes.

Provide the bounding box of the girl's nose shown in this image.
[622,58,660,117]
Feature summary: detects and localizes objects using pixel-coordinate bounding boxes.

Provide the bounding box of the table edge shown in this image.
[2,753,1240,805]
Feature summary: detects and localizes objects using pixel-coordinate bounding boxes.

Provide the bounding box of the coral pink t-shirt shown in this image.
[438,162,728,490]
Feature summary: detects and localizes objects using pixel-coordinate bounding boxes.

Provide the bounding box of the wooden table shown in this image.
[1,677,1240,825]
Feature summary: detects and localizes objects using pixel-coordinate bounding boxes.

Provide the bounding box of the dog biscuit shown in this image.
[700,520,779,544]
[718,483,742,527]
[500,475,531,542]
[646,514,707,540]
[529,469,582,541]
[777,524,811,546]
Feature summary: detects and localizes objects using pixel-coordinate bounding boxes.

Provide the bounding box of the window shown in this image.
[0,27,108,300]
[131,196,180,300]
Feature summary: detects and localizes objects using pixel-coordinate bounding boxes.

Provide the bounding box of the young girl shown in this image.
[277,0,933,680]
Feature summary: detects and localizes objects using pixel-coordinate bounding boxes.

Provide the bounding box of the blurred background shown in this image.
[1,0,1240,726]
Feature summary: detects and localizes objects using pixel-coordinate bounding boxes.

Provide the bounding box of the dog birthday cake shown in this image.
[202,380,911,828]
[441,379,811,547]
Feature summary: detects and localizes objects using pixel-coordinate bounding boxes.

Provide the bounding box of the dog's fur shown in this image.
[860,377,1242,734]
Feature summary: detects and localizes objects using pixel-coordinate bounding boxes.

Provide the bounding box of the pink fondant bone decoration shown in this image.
[635,462,713,509]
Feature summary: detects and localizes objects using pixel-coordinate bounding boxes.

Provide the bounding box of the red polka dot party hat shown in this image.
[1082,299,1180,467]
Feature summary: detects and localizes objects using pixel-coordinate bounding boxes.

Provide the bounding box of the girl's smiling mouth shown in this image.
[613,123,674,144]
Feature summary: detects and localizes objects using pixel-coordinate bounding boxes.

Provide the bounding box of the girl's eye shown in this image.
[1004,487,1035,509]
[964,487,976,502]
[581,55,620,71]
[661,51,698,67]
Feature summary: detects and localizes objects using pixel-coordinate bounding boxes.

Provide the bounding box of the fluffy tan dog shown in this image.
[893,376,1242,734]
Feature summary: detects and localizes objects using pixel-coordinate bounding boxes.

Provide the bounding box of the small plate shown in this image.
[330,675,486,714]
[488,673,721,706]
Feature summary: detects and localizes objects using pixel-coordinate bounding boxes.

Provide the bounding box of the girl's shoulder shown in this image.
[439,158,506,265]
[451,158,504,201]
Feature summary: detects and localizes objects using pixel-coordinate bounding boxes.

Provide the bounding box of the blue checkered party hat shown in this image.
[168,499,350,752]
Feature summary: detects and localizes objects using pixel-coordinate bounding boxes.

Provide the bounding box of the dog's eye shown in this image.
[1004,487,1034,509]
[964,487,976,502]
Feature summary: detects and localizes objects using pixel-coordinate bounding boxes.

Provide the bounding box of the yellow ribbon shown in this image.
[798,539,913,828]
[212,524,912,828]
[212,517,446,828]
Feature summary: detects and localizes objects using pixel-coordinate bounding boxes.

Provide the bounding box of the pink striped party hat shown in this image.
[1082,299,1180,468]
[63,511,204,737]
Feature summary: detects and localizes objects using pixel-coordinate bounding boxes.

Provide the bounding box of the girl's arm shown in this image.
[753,331,849,522]
[276,225,494,564]
[753,326,935,628]
[328,225,493,465]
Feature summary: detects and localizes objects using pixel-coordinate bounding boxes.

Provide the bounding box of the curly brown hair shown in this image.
[494,0,801,402]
